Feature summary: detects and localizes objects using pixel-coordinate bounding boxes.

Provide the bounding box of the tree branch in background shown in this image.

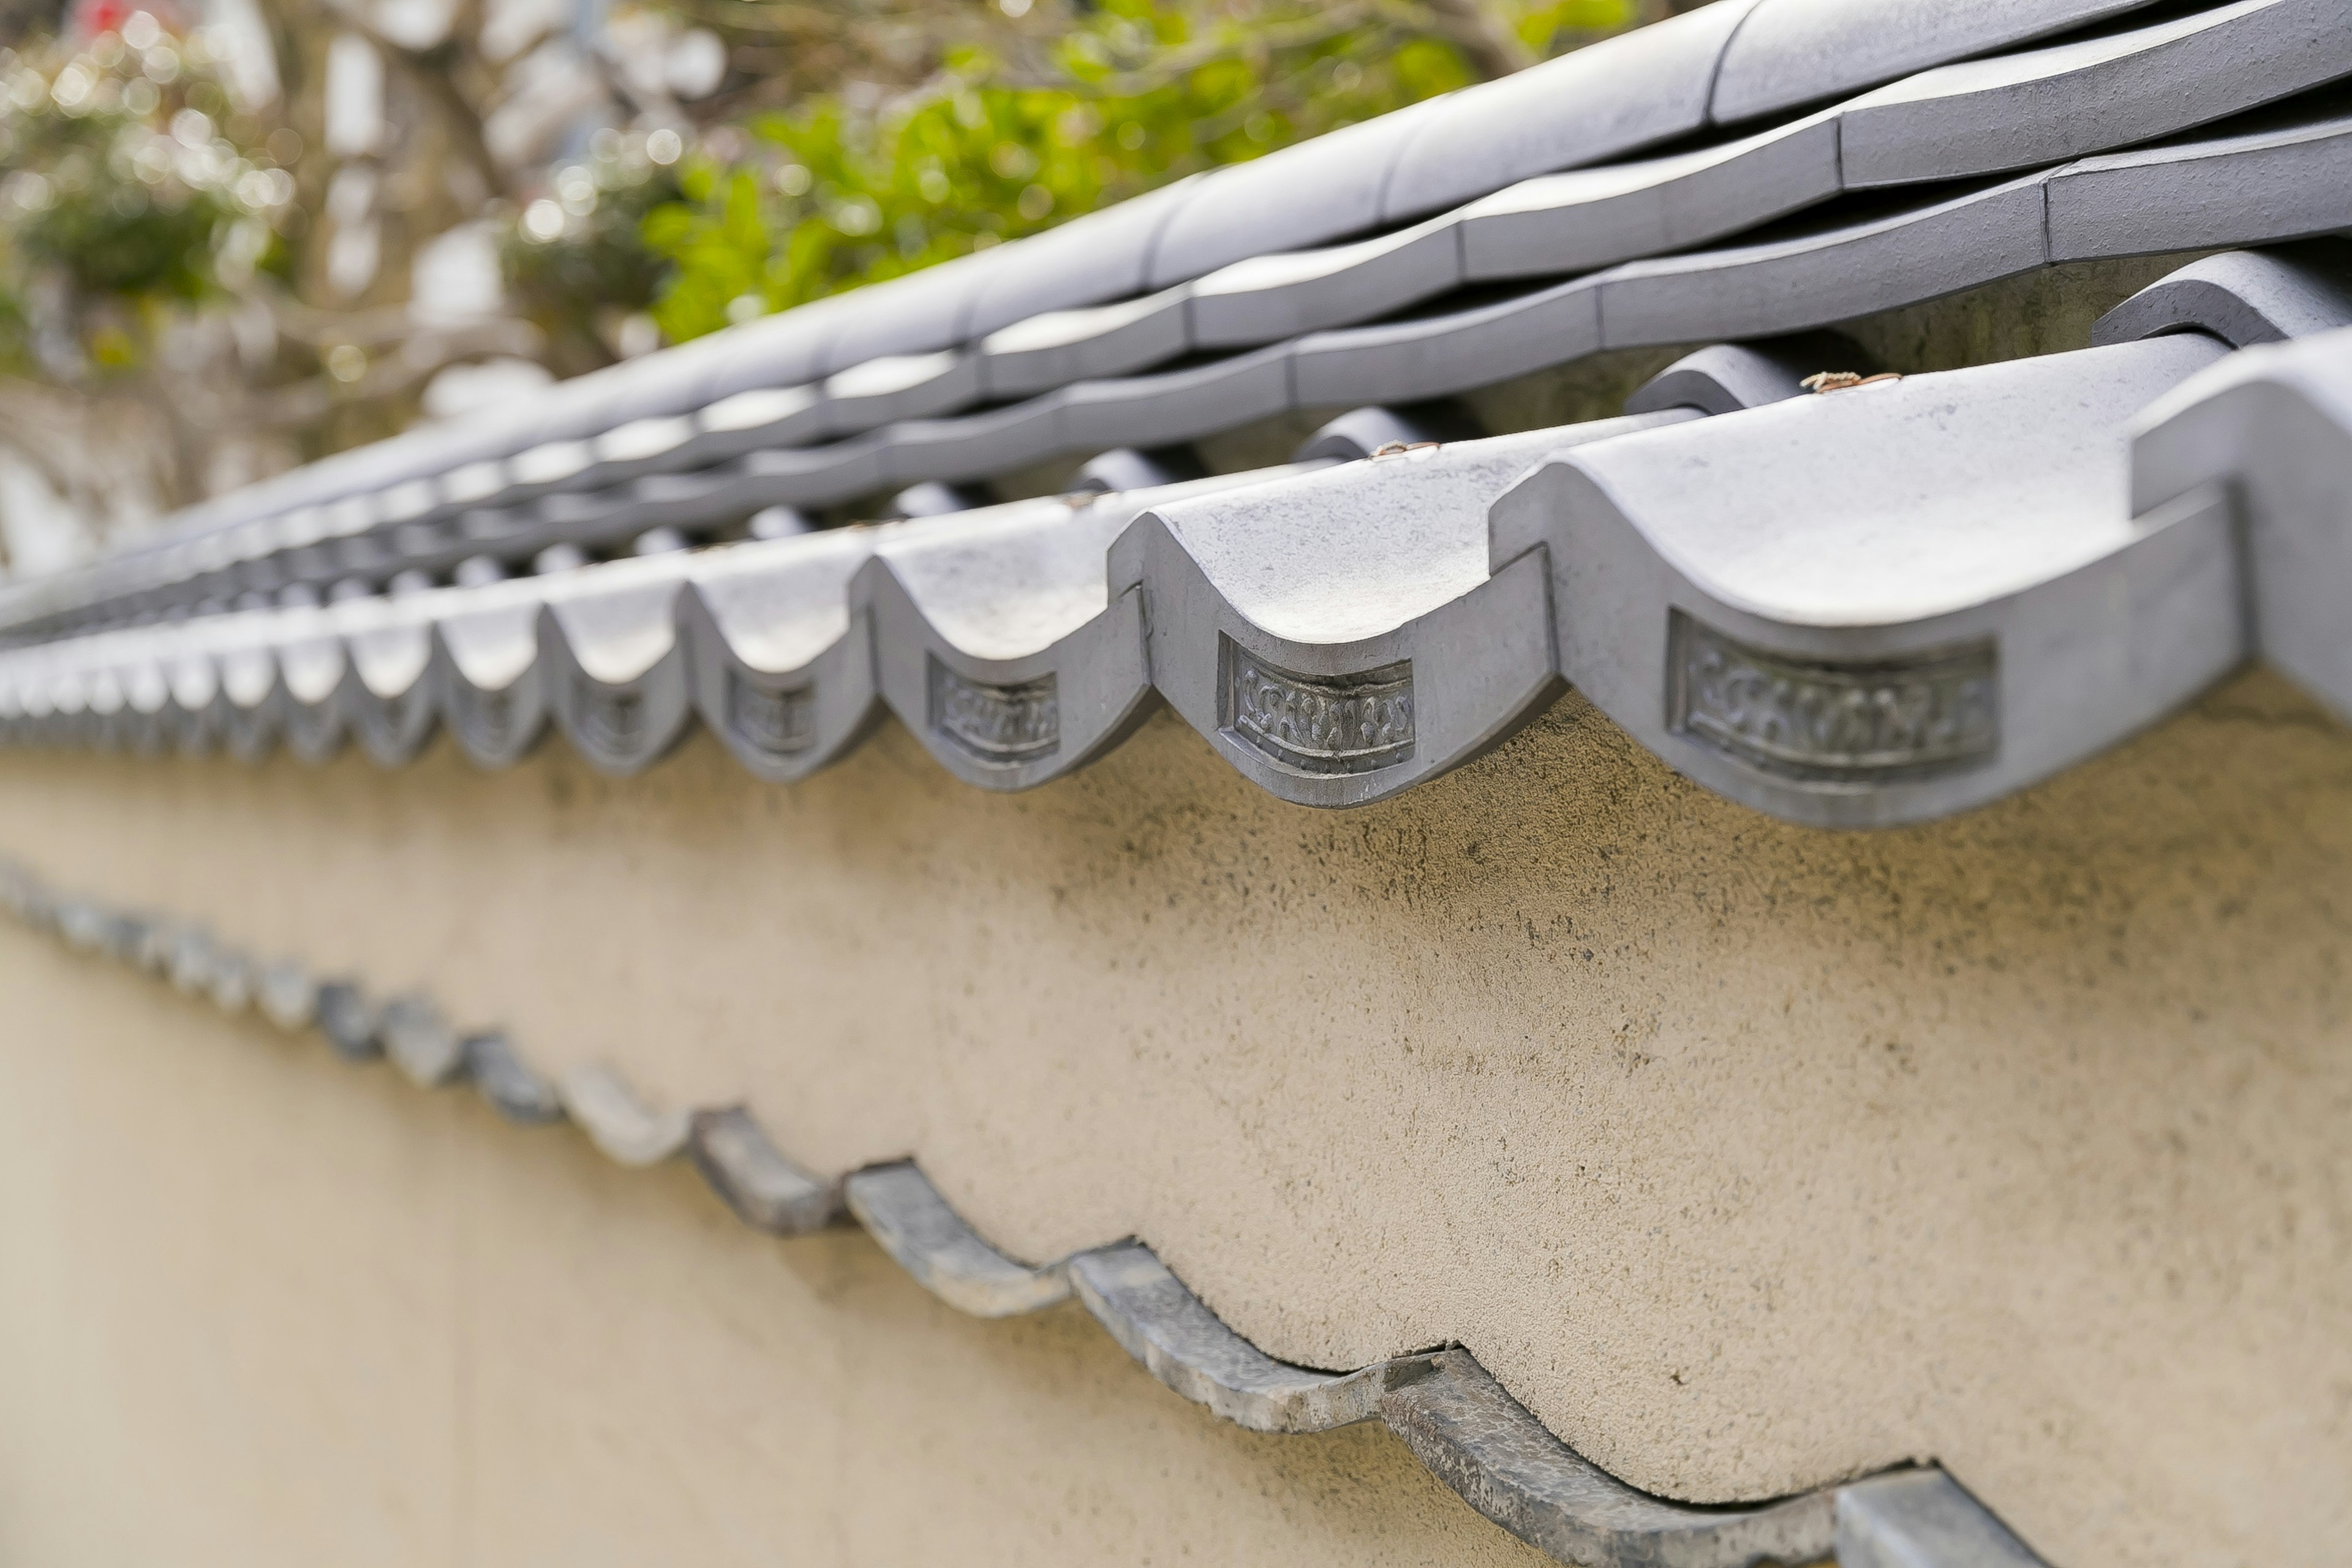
[1404,0,1536,77]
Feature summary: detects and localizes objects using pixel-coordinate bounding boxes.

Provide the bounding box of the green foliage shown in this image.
[0,25,292,375]
[639,0,1637,344]
[499,128,685,371]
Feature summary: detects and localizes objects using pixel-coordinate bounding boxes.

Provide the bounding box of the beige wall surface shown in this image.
[0,668,2347,1568]
[0,937,1554,1567]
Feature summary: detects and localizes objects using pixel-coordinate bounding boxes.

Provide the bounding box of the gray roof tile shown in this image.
[1069,1243,1399,1433]
[1490,334,2236,827]
[1709,0,2164,125]
[1288,276,1603,407]
[2046,92,2352,260]
[1836,1469,2048,1568]
[960,177,1202,339]
[2130,322,2352,722]
[1836,0,2351,189]
[1147,97,1455,288]
[1057,342,1294,453]
[1114,418,1686,806]
[557,1062,693,1166]
[687,1107,840,1234]
[534,549,706,776]
[679,525,883,782]
[842,1162,1072,1317]
[1595,172,2054,349]
[976,287,1193,399]
[2092,243,2352,348]
[1186,217,1461,349]
[1381,1350,1836,1567]
[1380,0,1760,221]
[864,472,1305,791]
[1456,110,1841,282]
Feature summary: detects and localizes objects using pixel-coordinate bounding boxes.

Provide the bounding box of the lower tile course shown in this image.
[0,851,2034,1568]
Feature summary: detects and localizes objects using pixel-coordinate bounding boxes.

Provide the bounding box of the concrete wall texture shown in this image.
[0,663,2345,1567]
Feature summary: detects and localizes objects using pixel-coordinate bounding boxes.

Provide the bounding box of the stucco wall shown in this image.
[0,666,2346,1568]
[0,935,1550,1566]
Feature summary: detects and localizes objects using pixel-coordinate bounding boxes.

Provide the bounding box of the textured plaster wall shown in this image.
[0,938,1549,1568]
[0,668,2345,1568]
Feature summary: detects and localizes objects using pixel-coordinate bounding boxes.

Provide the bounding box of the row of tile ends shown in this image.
[3,252,2350,828]
[0,854,2047,1568]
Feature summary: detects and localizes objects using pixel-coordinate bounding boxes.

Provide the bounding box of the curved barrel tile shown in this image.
[881,395,1073,490]
[1073,446,1206,493]
[2092,243,2352,349]
[1458,111,1841,284]
[1837,0,2352,189]
[144,924,209,977]
[583,413,703,486]
[1382,0,1760,221]
[277,610,353,765]
[962,177,1203,342]
[1596,172,2052,351]
[668,384,826,469]
[162,624,228,755]
[2046,93,2352,260]
[865,472,1314,793]
[1379,1350,1838,1568]
[255,960,318,1032]
[687,1106,841,1235]
[1709,0,2162,126]
[1146,95,1457,288]
[1110,420,1688,808]
[679,527,884,783]
[314,981,382,1061]
[1294,404,1481,461]
[557,1062,693,1167]
[821,350,981,432]
[464,1031,566,1125]
[54,897,115,956]
[535,552,703,777]
[1068,1242,1400,1434]
[215,614,290,764]
[2130,324,2352,721]
[841,1162,1071,1317]
[379,992,468,1088]
[1835,1469,2049,1568]
[60,630,154,753]
[976,287,1193,400]
[815,249,1012,377]
[1057,343,1295,456]
[1186,216,1462,350]
[337,594,442,766]
[1289,274,1603,409]
[205,947,255,1014]
[680,290,857,409]
[718,434,890,514]
[864,496,1153,793]
[1490,336,2242,829]
[429,575,559,769]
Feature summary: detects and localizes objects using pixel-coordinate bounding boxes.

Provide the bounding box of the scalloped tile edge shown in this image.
[0,856,2056,1568]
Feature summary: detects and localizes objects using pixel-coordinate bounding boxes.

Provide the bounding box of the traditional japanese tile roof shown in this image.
[3,243,2349,823]
[1,10,2350,1556]
[0,0,2344,639]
